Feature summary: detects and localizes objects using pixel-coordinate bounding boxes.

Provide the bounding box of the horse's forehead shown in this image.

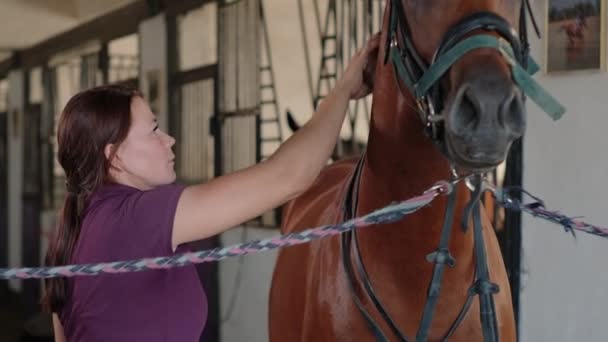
[399,0,521,61]
[404,0,519,14]
[403,0,520,31]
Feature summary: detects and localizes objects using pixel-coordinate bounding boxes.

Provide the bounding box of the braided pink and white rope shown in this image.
[0,182,451,280]
[2,180,606,281]
[490,184,608,238]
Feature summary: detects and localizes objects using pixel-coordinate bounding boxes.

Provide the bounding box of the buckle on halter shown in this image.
[415,98,426,113]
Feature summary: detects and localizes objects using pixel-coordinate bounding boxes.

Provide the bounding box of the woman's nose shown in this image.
[162,130,176,147]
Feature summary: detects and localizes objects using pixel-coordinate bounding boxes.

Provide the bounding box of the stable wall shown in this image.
[519,1,608,341]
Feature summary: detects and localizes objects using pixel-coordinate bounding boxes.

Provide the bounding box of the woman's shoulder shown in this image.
[87,182,185,224]
[88,182,185,210]
[93,181,185,198]
[76,182,187,262]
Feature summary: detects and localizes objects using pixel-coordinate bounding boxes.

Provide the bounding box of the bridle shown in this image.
[341,1,565,341]
[384,0,563,152]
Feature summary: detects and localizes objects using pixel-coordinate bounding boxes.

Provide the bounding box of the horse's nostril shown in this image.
[459,90,478,129]
[500,90,525,134]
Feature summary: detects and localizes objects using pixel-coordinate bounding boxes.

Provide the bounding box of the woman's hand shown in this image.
[335,33,381,100]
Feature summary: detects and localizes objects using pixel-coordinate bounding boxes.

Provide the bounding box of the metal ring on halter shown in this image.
[449,166,472,180]
[390,36,398,48]
[425,97,436,123]
[464,177,477,192]
[425,96,436,116]
[424,180,455,196]
[450,166,459,179]
[425,97,440,140]
[415,98,427,113]
[481,179,497,195]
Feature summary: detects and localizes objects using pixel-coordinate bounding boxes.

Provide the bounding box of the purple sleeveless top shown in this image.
[60,182,207,341]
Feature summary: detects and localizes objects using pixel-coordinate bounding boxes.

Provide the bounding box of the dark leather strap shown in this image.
[342,230,392,341]
[341,156,389,341]
[342,156,409,342]
[458,176,500,342]
[470,179,500,342]
[415,187,458,341]
[341,166,500,341]
[443,282,477,340]
[519,0,530,69]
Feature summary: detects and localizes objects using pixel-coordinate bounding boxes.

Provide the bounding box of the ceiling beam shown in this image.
[18,0,79,18]
[17,0,216,68]
[19,1,148,68]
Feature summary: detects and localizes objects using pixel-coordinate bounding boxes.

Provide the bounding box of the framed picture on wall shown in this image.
[545,0,605,73]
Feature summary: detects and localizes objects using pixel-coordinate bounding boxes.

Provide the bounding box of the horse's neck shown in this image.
[361,71,452,206]
[355,64,472,258]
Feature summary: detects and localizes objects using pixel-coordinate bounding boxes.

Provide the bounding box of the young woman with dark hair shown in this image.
[43,36,380,341]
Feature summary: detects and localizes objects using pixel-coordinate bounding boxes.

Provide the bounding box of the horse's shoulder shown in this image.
[281,156,360,234]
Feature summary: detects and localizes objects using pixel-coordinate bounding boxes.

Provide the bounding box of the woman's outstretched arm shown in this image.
[171,35,380,248]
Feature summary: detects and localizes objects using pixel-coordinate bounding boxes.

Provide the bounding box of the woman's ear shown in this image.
[104,143,123,172]
[104,143,114,161]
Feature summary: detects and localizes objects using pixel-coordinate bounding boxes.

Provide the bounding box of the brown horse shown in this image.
[270,1,531,341]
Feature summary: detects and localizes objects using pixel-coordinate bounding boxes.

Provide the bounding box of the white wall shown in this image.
[519,1,608,341]
[219,227,277,342]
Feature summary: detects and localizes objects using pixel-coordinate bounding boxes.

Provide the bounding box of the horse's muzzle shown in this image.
[444,67,526,171]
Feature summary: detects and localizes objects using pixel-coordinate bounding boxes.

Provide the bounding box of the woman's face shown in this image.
[108,97,177,190]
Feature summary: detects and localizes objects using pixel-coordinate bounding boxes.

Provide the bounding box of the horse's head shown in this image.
[385,0,535,173]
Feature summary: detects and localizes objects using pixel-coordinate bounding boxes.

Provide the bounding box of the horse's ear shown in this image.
[363,32,381,90]
[286,109,300,133]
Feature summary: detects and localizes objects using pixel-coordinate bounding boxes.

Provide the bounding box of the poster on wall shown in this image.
[545,0,605,73]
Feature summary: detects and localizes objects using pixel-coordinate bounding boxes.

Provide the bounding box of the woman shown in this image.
[43,35,380,341]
